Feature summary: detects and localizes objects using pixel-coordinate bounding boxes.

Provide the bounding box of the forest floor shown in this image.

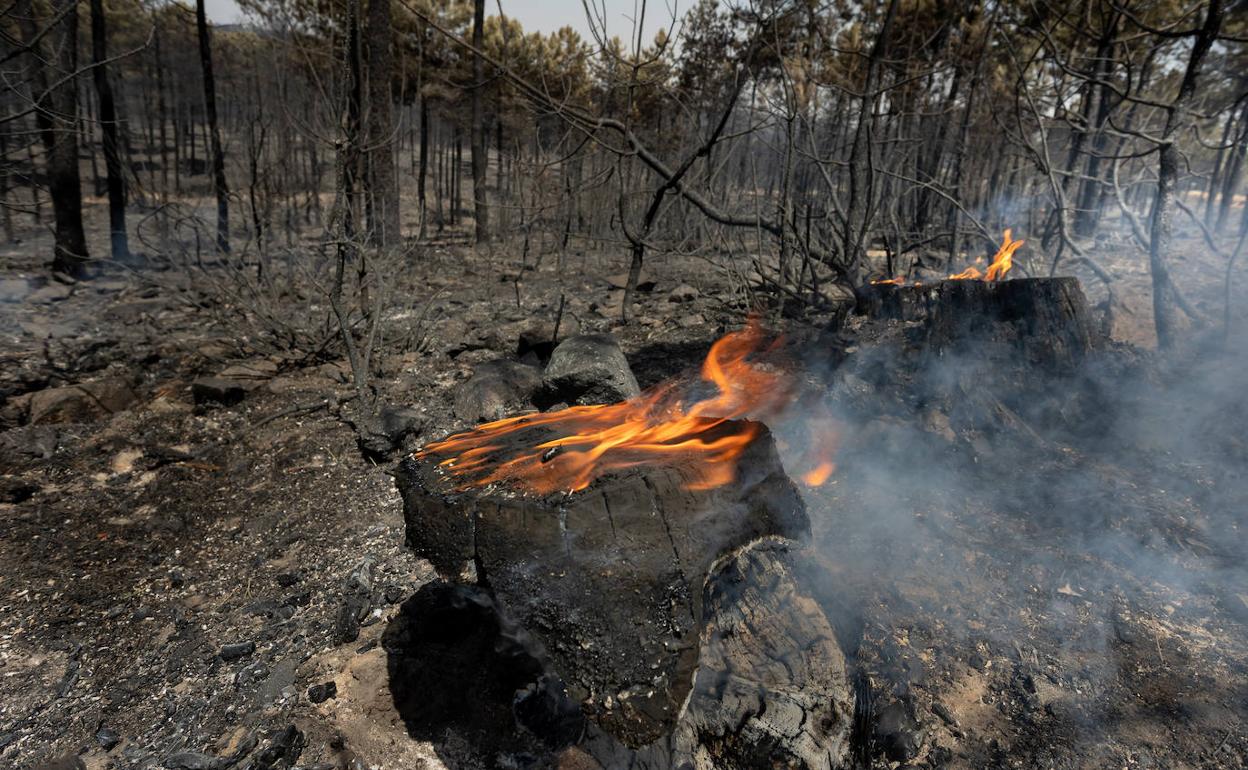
[1,199,1247,770]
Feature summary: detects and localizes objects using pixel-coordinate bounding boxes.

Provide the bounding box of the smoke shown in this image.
[754,301,1248,756]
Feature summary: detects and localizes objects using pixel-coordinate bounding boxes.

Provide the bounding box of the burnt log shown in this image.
[395,422,811,750]
[856,277,1102,369]
[581,541,854,769]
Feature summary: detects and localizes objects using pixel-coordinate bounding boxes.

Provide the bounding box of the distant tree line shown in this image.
[0,0,1245,346]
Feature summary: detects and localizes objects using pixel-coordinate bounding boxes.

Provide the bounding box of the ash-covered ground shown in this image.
[2,234,1247,770]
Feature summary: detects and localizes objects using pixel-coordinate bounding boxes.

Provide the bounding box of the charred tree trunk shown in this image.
[153,20,170,200]
[1215,102,1248,234]
[196,0,230,254]
[366,0,399,246]
[396,423,846,765]
[90,0,130,261]
[418,97,429,239]
[1148,0,1224,349]
[1073,13,1120,239]
[858,276,1103,368]
[470,0,489,244]
[842,0,898,285]
[42,0,91,276]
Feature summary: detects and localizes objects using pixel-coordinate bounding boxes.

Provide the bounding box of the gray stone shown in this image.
[452,359,541,423]
[27,283,73,304]
[95,726,121,750]
[536,334,640,408]
[162,752,220,770]
[191,377,247,406]
[31,756,86,770]
[28,377,138,425]
[334,557,375,644]
[307,681,337,703]
[668,284,699,303]
[0,278,29,302]
[219,641,256,661]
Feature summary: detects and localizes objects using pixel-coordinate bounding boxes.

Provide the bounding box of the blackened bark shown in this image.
[1148,0,1224,349]
[470,0,489,243]
[90,0,129,261]
[196,0,230,253]
[154,19,170,199]
[366,0,399,246]
[44,0,90,276]
[1215,102,1248,234]
[1073,13,1121,238]
[843,0,899,285]
[418,97,429,239]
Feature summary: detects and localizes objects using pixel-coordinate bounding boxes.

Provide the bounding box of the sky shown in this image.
[203,0,692,44]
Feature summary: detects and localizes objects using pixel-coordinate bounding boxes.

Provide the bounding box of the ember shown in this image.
[417,320,837,495]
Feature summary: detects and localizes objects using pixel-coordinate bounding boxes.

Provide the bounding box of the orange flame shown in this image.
[417,320,836,495]
[871,276,906,286]
[947,266,982,280]
[948,229,1024,282]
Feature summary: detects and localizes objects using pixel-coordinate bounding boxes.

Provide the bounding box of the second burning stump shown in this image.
[396,419,810,749]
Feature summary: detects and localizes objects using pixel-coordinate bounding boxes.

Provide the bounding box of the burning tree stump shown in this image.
[857,277,1102,369]
[395,421,811,750]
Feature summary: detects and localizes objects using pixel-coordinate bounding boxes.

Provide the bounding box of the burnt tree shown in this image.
[30,0,90,276]
[365,0,399,246]
[89,0,129,261]
[1145,0,1224,349]
[196,0,230,253]
[470,0,489,243]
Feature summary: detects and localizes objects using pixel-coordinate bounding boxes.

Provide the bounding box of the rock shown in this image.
[27,283,73,304]
[452,360,541,423]
[667,284,699,303]
[307,681,337,704]
[535,335,640,408]
[235,660,270,688]
[95,725,122,751]
[379,404,424,442]
[31,756,86,770]
[162,751,219,770]
[217,360,279,381]
[219,641,256,662]
[0,425,57,459]
[0,476,39,503]
[93,279,130,293]
[28,377,138,425]
[21,320,74,339]
[677,313,705,328]
[352,404,426,459]
[191,377,247,406]
[516,322,558,363]
[318,361,351,384]
[334,558,375,645]
[0,277,29,302]
[252,725,304,770]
